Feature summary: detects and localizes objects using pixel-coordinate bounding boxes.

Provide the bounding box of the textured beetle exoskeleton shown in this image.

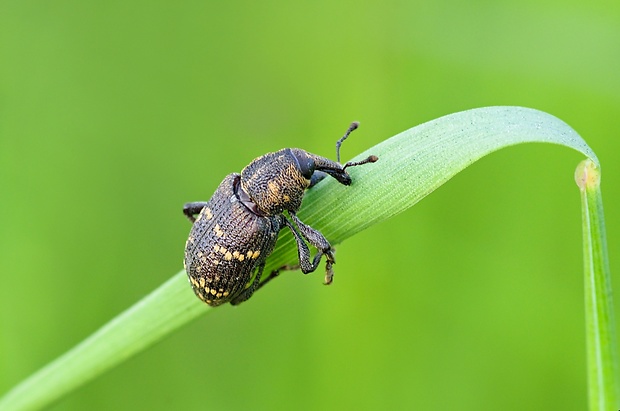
[184,174,281,306]
[183,122,378,306]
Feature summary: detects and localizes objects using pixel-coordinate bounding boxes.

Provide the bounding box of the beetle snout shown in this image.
[334,171,352,186]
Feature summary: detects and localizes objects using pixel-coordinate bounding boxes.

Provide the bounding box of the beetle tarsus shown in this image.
[183,201,209,223]
[324,259,335,285]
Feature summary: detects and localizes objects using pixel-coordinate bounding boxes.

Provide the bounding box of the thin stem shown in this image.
[576,159,619,410]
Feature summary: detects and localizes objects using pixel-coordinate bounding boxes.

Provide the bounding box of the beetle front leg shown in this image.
[309,171,327,188]
[253,262,301,293]
[183,202,209,223]
[288,212,334,258]
[282,218,326,275]
[287,212,337,285]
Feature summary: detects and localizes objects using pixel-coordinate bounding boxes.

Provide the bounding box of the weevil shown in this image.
[183,122,378,306]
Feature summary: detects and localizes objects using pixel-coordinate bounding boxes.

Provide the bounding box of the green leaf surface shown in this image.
[0,106,610,411]
[266,105,598,276]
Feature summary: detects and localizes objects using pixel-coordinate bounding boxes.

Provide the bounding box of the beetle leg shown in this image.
[288,212,337,284]
[309,171,327,188]
[282,217,325,274]
[183,202,209,223]
[288,212,333,258]
[253,268,281,292]
[253,263,299,293]
[230,262,265,306]
[283,214,336,284]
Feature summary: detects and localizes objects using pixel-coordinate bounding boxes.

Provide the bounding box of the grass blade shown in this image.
[576,159,620,410]
[0,106,610,410]
[0,274,211,411]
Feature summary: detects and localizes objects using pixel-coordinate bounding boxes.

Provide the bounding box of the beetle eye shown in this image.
[291,150,315,179]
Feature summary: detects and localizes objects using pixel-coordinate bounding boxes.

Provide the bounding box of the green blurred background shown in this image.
[1,0,619,410]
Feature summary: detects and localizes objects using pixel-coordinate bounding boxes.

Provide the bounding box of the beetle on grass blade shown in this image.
[183,122,378,306]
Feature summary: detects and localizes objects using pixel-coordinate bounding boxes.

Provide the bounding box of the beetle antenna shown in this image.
[343,155,378,171]
[336,121,359,163]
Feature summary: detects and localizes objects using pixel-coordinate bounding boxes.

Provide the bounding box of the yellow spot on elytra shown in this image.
[246,250,253,258]
[224,251,232,261]
[210,288,217,296]
[197,251,203,258]
[283,194,290,202]
[204,287,210,294]
[219,246,227,254]
[232,251,239,259]
[199,278,205,287]
[238,254,244,261]
[205,208,213,220]
[206,276,213,283]
[196,266,202,273]
[223,291,230,297]
[216,292,222,298]
[252,250,261,259]
[200,256,207,263]
[214,244,220,252]
[214,224,224,237]
[268,181,279,194]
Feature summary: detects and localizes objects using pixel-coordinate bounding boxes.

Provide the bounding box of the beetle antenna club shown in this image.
[343,154,378,171]
[336,121,360,163]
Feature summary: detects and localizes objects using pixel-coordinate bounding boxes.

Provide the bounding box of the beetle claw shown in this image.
[324,260,335,285]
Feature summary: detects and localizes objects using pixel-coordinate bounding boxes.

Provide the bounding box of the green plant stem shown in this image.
[576,159,620,410]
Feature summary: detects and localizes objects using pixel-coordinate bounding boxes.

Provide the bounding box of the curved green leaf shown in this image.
[267,105,598,274]
[0,106,609,411]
